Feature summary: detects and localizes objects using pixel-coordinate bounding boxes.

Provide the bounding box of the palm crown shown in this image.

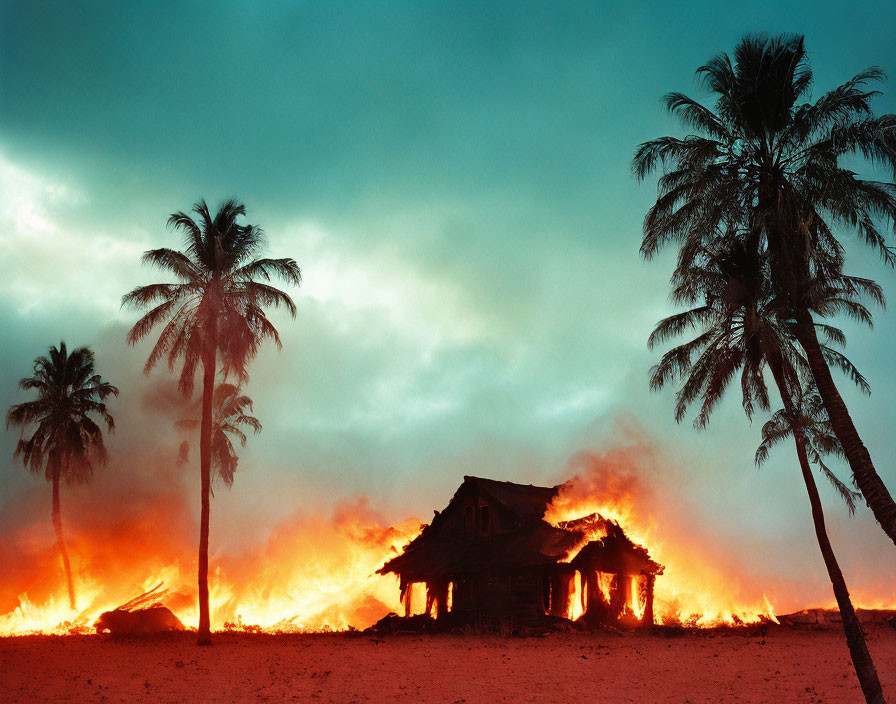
[634,36,896,550]
[648,240,877,427]
[6,342,119,483]
[756,385,861,514]
[122,198,301,391]
[177,383,262,492]
[633,34,896,298]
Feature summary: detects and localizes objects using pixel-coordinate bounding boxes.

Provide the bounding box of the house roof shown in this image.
[461,476,560,522]
[378,522,582,581]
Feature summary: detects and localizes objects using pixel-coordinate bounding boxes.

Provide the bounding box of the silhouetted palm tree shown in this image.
[634,33,896,546]
[756,385,882,704]
[649,245,885,703]
[650,237,875,426]
[176,383,262,493]
[6,342,118,610]
[756,388,860,513]
[122,198,300,644]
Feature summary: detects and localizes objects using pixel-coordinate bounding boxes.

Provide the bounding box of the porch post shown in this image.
[609,574,625,619]
[642,574,656,626]
[401,580,412,618]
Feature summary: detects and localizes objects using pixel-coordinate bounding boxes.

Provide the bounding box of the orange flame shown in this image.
[0,504,422,636]
[545,478,778,626]
[3,443,895,635]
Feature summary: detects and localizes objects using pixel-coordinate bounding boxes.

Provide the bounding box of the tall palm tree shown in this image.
[6,342,118,610]
[756,386,883,704]
[649,245,885,702]
[122,198,300,645]
[633,34,896,545]
[176,383,262,493]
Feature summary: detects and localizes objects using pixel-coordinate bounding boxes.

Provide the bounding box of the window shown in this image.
[464,505,473,535]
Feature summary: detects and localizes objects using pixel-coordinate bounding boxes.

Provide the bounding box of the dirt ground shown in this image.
[1,626,894,703]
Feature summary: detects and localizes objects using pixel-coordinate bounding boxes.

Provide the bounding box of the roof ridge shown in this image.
[463,475,561,492]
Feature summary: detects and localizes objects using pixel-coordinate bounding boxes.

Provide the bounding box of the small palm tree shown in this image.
[122,198,299,644]
[649,244,885,702]
[634,33,896,546]
[756,385,883,703]
[6,342,118,610]
[756,388,860,513]
[176,383,262,493]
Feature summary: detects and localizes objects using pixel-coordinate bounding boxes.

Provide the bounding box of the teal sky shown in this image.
[2,0,896,611]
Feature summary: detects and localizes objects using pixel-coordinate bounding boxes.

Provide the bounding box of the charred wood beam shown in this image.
[609,574,625,618]
[426,580,450,619]
[642,574,656,626]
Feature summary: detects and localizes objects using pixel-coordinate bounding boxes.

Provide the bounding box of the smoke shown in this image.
[1,341,894,634]
[0,333,423,632]
[549,417,896,619]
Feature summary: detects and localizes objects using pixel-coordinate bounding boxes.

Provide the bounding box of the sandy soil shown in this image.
[1,626,894,703]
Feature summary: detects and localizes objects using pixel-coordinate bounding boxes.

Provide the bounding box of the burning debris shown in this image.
[378,476,663,629]
[94,584,184,635]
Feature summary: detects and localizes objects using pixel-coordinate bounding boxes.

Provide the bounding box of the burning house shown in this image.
[378,476,663,628]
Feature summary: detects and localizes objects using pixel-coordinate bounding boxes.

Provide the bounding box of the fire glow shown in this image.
[545,490,775,626]
[1,455,891,636]
[0,504,424,637]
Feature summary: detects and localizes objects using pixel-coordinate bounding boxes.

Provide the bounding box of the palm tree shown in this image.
[756,386,883,704]
[757,387,860,513]
[122,198,300,645]
[649,237,875,428]
[176,383,262,493]
[633,34,896,545]
[649,245,885,702]
[6,342,118,610]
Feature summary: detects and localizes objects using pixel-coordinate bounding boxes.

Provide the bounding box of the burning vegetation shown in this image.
[2,444,892,638]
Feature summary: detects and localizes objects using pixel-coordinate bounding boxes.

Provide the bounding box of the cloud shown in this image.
[0,152,149,317]
[281,219,493,349]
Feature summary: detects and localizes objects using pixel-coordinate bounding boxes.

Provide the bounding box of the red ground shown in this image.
[1,626,894,703]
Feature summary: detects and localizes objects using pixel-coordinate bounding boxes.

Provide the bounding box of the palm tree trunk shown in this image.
[767,361,885,703]
[51,471,76,611]
[792,431,885,704]
[793,307,896,547]
[196,341,215,646]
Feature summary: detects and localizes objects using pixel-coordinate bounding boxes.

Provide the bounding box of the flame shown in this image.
[556,516,608,564]
[568,571,584,621]
[0,507,422,636]
[545,488,777,626]
[597,572,614,606]
[404,582,428,616]
[3,451,895,635]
